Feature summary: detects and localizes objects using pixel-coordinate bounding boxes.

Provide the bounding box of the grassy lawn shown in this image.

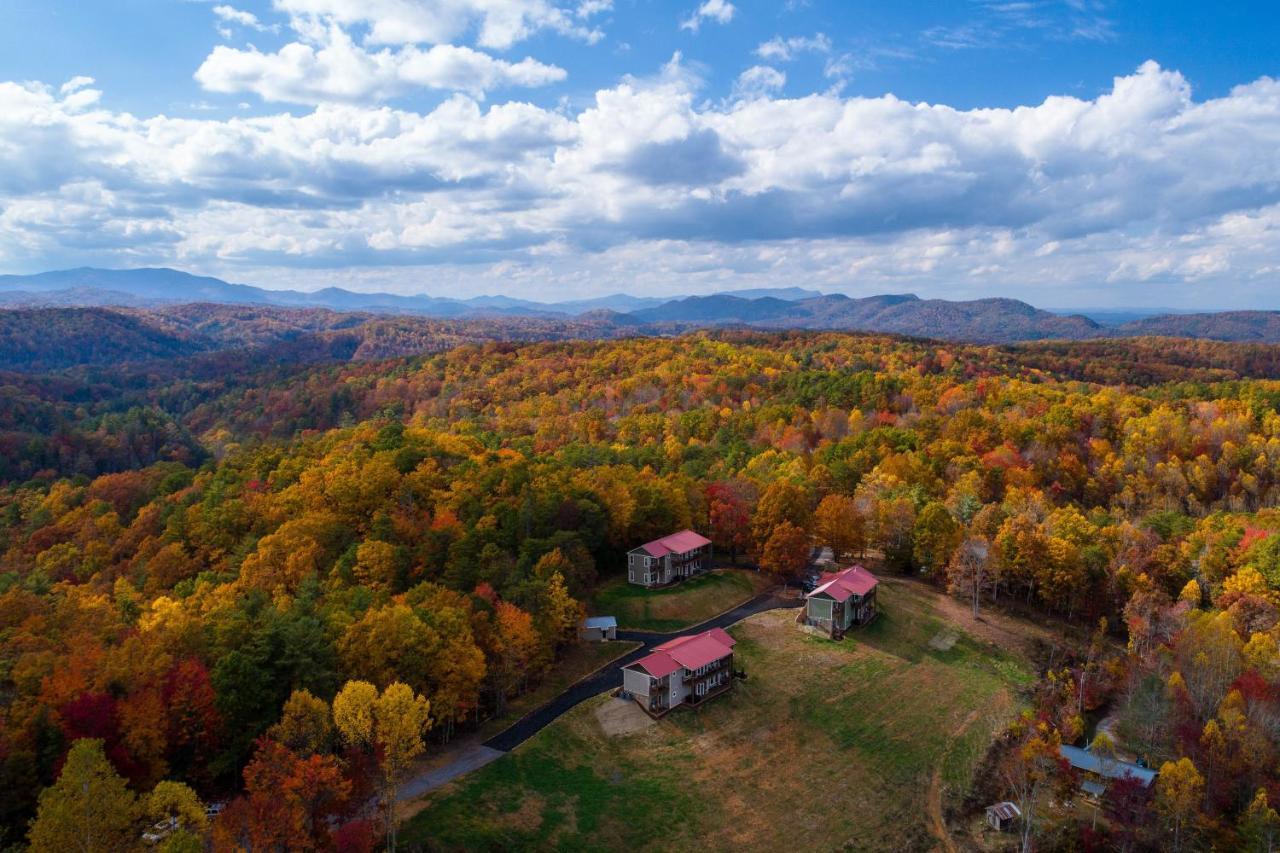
[402,582,1036,852]
[590,569,776,631]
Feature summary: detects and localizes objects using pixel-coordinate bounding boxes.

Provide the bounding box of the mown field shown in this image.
[590,569,776,631]
[402,582,1037,852]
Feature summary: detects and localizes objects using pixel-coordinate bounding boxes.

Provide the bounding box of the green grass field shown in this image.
[402,582,1036,852]
[590,569,776,631]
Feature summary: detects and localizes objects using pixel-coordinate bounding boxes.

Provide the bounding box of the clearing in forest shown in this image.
[591,568,776,631]
[401,581,1041,852]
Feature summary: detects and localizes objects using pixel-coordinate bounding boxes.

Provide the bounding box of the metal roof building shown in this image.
[580,615,618,641]
[1059,744,1157,787]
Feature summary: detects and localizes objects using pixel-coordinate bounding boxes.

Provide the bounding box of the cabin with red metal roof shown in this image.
[620,627,737,715]
[626,529,713,588]
[803,565,879,638]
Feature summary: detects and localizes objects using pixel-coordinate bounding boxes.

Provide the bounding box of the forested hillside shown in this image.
[0,308,209,371]
[0,304,627,372]
[4,330,1280,848]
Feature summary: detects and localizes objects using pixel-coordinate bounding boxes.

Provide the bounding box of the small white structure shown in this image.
[580,615,618,642]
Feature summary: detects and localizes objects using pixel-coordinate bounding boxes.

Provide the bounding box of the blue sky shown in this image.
[0,1,1278,307]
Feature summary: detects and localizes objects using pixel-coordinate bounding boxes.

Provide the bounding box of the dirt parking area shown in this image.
[595,696,656,737]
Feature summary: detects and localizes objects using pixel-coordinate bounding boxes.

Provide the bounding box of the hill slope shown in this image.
[1115,310,1280,341]
[631,293,1101,341]
[3,267,1279,344]
[0,307,209,371]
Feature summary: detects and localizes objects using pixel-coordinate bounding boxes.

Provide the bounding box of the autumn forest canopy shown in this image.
[6,323,1280,849]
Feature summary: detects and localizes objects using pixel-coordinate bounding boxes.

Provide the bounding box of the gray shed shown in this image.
[581,616,618,641]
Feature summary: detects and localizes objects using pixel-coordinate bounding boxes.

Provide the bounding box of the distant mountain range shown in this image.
[1,267,1278,345]
[627,293,1102,341]
[0,268,822,318]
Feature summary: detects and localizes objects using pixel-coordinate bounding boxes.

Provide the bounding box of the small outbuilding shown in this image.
[580,616,618,642]
[985,801,1021,832]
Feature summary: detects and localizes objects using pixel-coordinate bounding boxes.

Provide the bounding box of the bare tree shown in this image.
[1001,719,1064,853]
[947,536,992,619]
[1077,617,1109,716]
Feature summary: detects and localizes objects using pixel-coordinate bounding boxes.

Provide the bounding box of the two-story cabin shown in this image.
[621,628,736,716]
[626,530,713,588]
[803,564,879,639]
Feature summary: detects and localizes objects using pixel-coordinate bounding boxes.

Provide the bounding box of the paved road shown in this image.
[483,589,796,752]
[397,587,799,801]
[396,744,505,801]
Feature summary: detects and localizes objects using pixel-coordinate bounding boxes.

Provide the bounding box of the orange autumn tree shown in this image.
[214,739,350,852]
[813,493,865,561]
[482,601,548,714]
[760,520,810,579]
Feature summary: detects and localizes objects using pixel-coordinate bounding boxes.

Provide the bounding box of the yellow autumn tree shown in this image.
[354,540,400,590]
[337,602,437,692]
[269,688,334,755]
[1243,630,1280,680]
[331,680,378,747]
[147,779,208,836]
[238,521,326,596]
[332,680,431,851]
[1155,757,1205,852]
[1241,788,1280,852]
[541,571,585,648]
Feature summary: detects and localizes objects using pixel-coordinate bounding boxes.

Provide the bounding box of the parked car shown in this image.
[142,817,178,844]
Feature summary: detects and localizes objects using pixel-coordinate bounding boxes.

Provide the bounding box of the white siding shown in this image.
[622,667,651,697]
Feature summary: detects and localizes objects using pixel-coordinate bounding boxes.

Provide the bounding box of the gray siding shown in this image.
[669,670,689,706]
[622,667,651,697]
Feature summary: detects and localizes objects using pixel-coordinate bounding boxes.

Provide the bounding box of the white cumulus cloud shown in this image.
[274,0,601,50]
[212,5,277,32]
[681,0,735,33]
[4,61,1280,305]
[732,66,785,100]
[755,33,831,62]
[196,23,566,103]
